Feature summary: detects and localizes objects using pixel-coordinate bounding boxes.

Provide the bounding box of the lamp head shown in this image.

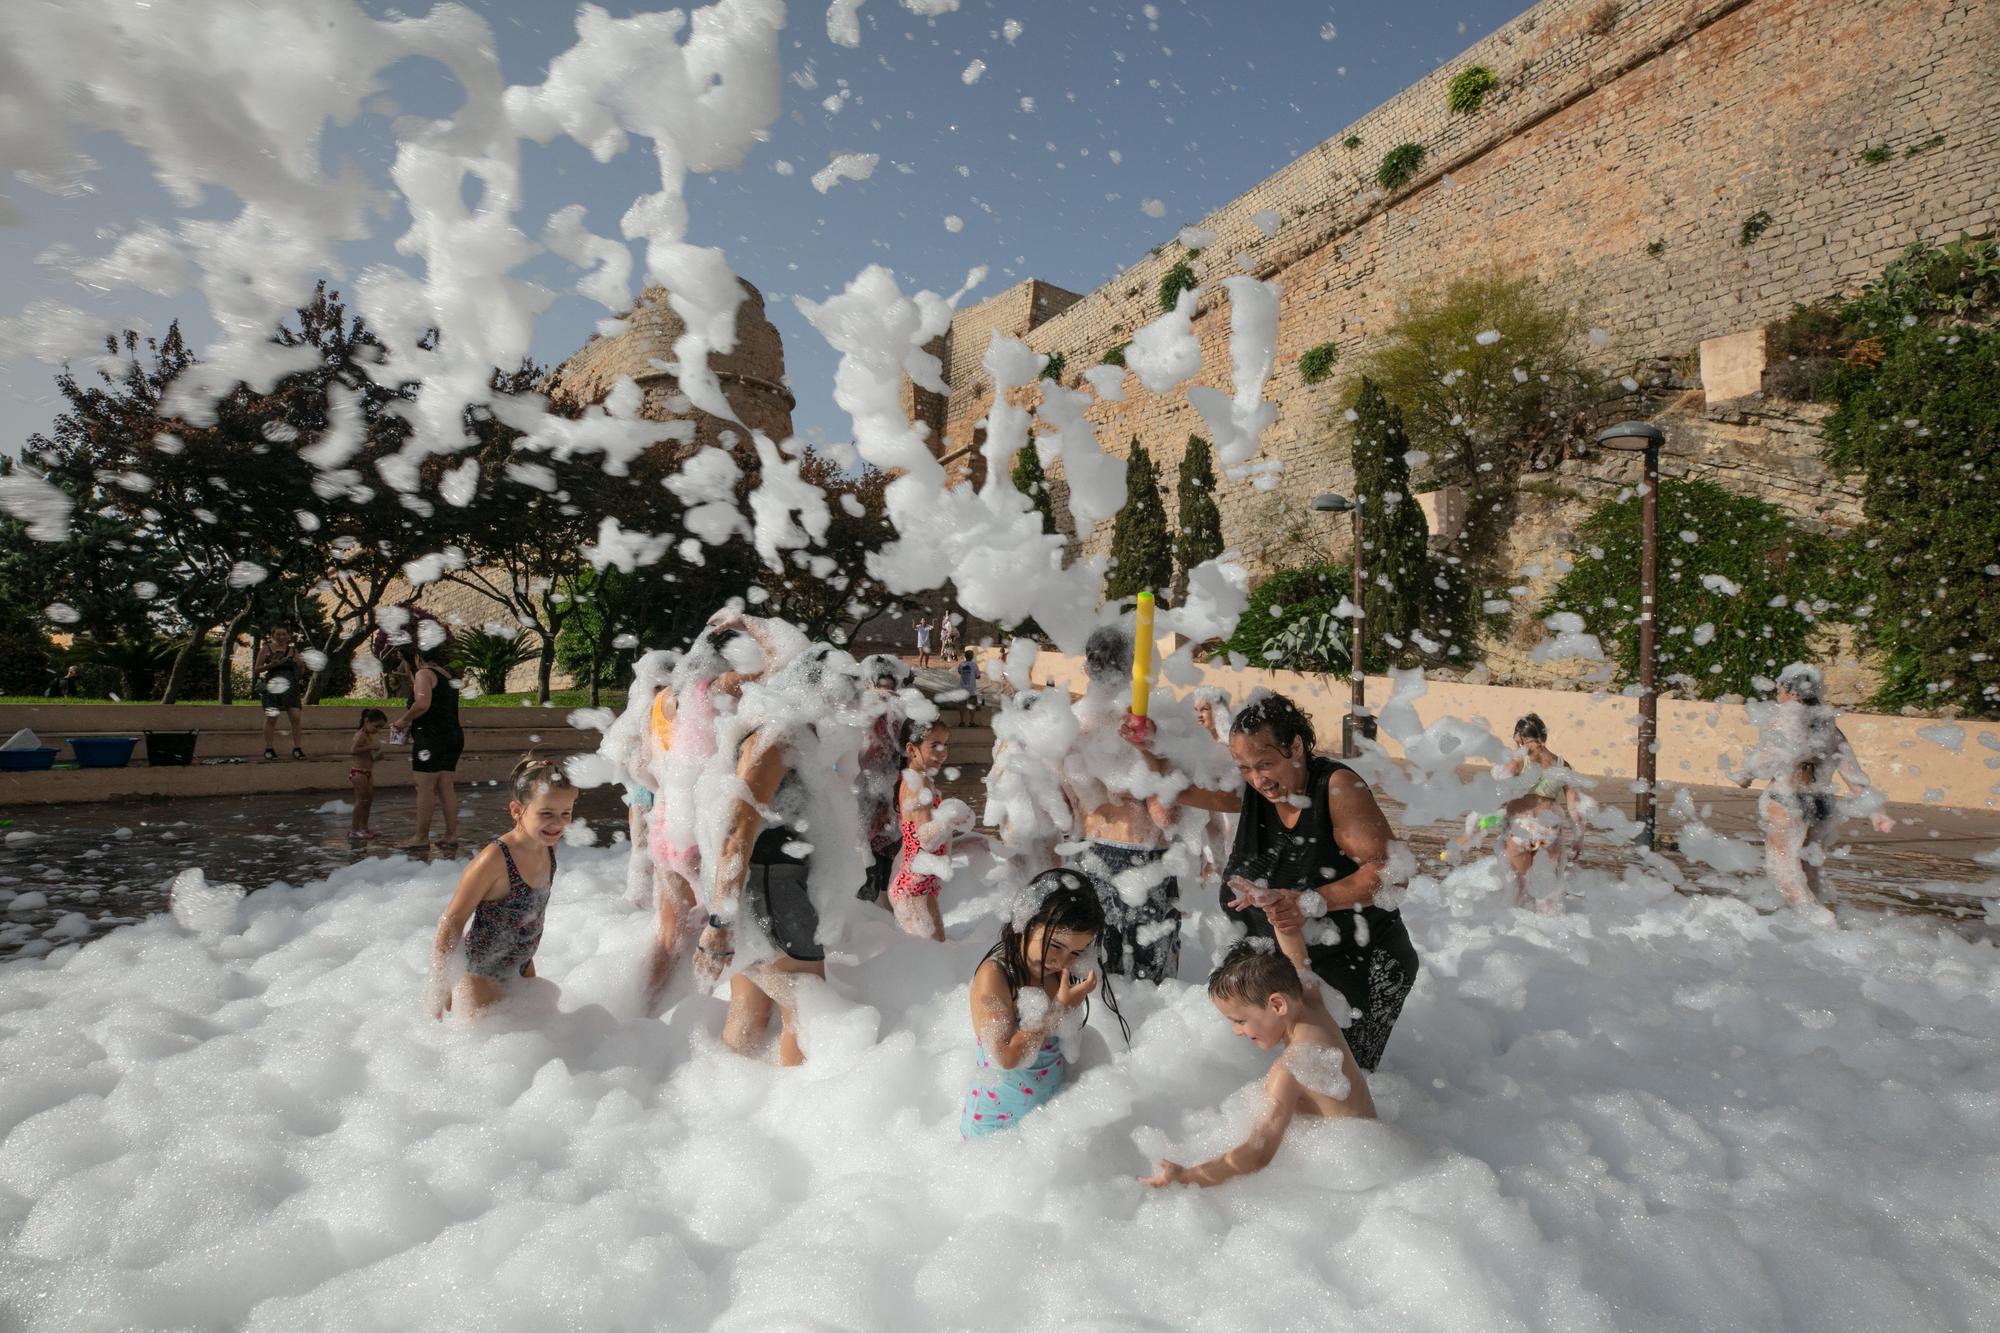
[1594,421,1666,452]
[1310,492,1355,514]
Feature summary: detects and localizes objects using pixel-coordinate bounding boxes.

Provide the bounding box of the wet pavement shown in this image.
[1,776,1994,962]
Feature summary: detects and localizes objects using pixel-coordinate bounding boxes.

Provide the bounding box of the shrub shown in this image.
[1101,341,1128,367]
[1341,134,1363,150]
[1546,479,1851,700]
[1157,260,1198,314]
[1298,342,1339,385]
[1217,564,1354,672]
[457,627,535,694]
[1104,441,1172,601]
[1377,143,1427,192]
[1039,350,1066,382]
[1586,2,1622,36]
[1173,436,1224,603]
[1859,144,1894,164]
[1739,210,1774,246]
[1447,65,1498,115]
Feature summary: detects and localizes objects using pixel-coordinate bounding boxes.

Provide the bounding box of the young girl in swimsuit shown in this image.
[963,870,1123,1139]
[1141,931,1375,1189]
[1495,713,1594,913]
[891,717,973,942]
[423,757,576,1018]
[347,709,388,840]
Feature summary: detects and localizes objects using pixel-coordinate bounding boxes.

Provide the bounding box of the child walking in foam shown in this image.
[347,709,388,840]
[891,717,974,941]
[423,757,576,1018]
[963,869,1124,1139]
[1494,713,1596,913]
[1141,930,1375,1189]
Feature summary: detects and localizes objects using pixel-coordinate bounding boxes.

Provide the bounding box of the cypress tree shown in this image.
[1350,377,1444,666]
[1173,434,1225,601]
[1011,435,1058,535]
[1105,439,1173,601]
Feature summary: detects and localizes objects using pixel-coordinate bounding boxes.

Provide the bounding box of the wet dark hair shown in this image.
[359,708,388,726]
[1513,713,1548,744]
[899,715,945,752]
[1231,693,1316,757]
[1207,939,1304,1006]
[1084,625,1132,686]
[1777,662,1825,706]
[510,754,575,803]
[983,868,1129,1044]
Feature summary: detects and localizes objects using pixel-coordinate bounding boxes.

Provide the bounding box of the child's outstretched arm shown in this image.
[1143,1062,1301,1188]
[970,961,1095,1070]
[425,848,503,1018]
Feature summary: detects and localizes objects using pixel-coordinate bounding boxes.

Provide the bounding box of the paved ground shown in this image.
[3,768,1994,962]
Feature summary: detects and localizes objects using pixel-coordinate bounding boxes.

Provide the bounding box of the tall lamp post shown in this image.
[1311,492,1370,757]
[1593,421,1667,850]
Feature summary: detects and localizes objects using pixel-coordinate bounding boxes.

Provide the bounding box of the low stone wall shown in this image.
[1029,652,1998,811]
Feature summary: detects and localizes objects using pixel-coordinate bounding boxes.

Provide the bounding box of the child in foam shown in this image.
[1141,936,1375,1188]
[963,870,1125,1139]
[423,757,576,1018]
[1495,713,1596,913]
[889,716,974,942]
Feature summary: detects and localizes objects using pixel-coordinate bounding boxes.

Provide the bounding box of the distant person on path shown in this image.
[46,664,83,698]
[256,626,306,760]
[939,615,958,658]
[379,623,464,852]
[347,708,389,840]
[955,649,981,725]
[857,654,913,906]
[915,617,934,669]
[1733,662,1896,918]
[424,757,576,1018]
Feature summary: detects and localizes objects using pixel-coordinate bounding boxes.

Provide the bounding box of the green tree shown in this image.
[1219,564,1353,672]
[1172,434,1224,602]
[1349,378,1463,666]
[1105,440,1173,602]
[1012,437,1058,535]
[1546,479,1849,700]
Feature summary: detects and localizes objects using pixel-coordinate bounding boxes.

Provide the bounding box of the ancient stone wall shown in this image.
[928,0,1997,584]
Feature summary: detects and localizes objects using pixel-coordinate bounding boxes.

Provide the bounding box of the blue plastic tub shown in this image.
[67,737,139,769]
[0,747,59,772]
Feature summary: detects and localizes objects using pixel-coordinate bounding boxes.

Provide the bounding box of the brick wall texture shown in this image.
[921,0,1998,575]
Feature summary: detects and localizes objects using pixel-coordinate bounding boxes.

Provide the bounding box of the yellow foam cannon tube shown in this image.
[1130,592,1156,718]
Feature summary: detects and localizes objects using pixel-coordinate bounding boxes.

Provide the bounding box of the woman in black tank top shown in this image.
[1174,693,1419,1071]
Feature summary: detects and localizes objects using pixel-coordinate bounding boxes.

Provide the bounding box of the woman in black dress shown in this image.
[256,626,307,760]
[378,630,463,850]
[1173,693,1418,1071]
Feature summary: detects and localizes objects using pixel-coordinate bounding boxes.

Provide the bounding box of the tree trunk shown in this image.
[160,620,216,705]
[536,633,556,704]
[217,603,252,704]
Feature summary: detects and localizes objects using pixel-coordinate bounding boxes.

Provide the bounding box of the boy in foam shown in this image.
[424,756,576,1018]
[1141,933,1375,1189]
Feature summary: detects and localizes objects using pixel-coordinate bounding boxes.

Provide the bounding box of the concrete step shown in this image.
[0,750,575,806]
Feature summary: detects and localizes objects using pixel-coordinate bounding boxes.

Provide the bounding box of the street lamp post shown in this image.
[1593,421,1667,850]
[1311,492,1369,758]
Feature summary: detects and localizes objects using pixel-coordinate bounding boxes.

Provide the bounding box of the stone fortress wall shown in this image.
[916,0,1998,602]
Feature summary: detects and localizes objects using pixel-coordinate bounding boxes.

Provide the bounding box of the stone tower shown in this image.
[546,277,795,447]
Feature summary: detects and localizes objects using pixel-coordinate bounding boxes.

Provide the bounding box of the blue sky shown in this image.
[0,0,1527,455]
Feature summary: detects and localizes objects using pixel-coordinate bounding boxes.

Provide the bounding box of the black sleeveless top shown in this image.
[1222,755,1417,978]
[409,664,460,735]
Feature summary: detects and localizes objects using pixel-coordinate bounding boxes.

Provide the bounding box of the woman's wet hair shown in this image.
[1231,693,1316,757]
[1083,625,1132,687]
[1513,713,1549,744]
[1777,662,1825,706]
[985,868,1128,1043]
[509,754,575,804]
[1207,939,1304,1006]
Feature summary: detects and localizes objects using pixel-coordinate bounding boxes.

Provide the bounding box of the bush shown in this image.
[1218,565,1354,672]
[1586,2,1621,35]
[1040,350,1066,382]
[1545,479,1851,700]
[1738,210,1773,246]
[1100,342,1128,368]
[1298,342,1339,385]
[1173,436,1224,602]
[1377,143,1426,192]
[457,627,535,694]
[1447,65,1498,115]
[1157,261,1198,314]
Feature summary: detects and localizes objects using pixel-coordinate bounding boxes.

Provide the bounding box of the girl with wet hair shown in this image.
[1141,933,1375,1190]
[422,756,576,1020]
[962,869,1126,1138]
[1494,713,1593,912]
[1168,691,1419,1071]
[1736,662,1895,915]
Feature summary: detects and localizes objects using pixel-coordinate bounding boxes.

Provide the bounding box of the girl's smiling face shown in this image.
[511,788,576,846]
[908,726,950,772]
[1024,926,1095,982]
